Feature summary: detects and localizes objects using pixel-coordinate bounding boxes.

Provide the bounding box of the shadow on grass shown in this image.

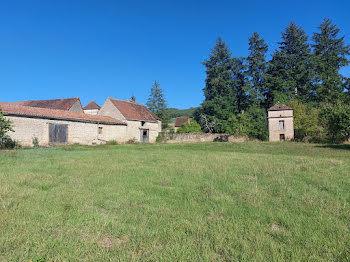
[316,144,350,151]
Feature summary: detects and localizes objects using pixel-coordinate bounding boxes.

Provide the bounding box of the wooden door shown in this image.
[140,129,149,143]
[49,124,68,144]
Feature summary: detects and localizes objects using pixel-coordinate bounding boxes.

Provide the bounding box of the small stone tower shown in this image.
[268,102,294,142]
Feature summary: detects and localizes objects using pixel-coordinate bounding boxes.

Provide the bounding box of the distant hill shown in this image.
[165,107,198,118]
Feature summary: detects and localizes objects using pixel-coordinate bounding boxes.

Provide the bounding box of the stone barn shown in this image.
[1,102,128,146]
[268,102,294,142]
[9,98,84,113]
[98,98,161,143]
[174,117,190,132]
[83,101,100,115]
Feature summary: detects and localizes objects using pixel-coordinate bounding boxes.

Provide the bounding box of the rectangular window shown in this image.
[279,120,285,130]
[98,126,103,134]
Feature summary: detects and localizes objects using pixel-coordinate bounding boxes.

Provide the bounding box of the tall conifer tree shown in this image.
[265,22,312,107]
[199,37,248,132]
[246,32,268,105]
[311,18,350,103]
[146,81,167,121]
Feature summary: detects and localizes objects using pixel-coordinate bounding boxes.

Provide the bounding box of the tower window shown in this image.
[279,120,285,130]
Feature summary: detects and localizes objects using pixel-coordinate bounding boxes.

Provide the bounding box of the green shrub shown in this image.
[156,132,168,143]
[126,138,139,144]
[227,106,268,141]
[106,140,118,145]
[320,102,350,143]
[289,100,325,142]
[0,136,20,150]
[32,136,39,148]
[177,120,202,133]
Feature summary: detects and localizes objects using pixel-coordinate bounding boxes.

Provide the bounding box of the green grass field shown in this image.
[0,142,350,261]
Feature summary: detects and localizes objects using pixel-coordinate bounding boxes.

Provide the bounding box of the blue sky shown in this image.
[1,0,349,108]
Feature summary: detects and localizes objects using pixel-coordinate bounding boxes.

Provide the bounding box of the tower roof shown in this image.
[83,100,100,110]
[268,102,293,111]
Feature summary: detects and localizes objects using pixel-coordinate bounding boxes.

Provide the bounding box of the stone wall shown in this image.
[6,115,128,147]
[126,120,161,143]
[160,133,250,143]
[69,100,84,113]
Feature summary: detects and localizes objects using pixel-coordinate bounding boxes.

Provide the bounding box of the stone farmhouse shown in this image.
[98,98,161,143]
[1,97,161,146]
[268,102,294,142]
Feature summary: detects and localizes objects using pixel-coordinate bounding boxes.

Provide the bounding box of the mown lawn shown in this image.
[0,142,350,261]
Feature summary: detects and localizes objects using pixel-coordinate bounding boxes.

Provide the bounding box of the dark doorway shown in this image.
[49,124,68,144]
[140,129,149,143]
[280,134,285,141]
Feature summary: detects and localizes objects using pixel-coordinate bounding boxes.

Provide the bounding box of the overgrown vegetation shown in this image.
[0,109,16,149]
[176,120,202,133]
[0,142,349,260]
[195,18,350,142]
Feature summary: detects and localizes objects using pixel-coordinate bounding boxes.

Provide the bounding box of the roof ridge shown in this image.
[0,102,125,125]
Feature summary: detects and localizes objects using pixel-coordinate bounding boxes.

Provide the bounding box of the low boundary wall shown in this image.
[159,133,250,143]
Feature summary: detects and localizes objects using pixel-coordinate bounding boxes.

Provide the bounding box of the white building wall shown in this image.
[84,109,99,115]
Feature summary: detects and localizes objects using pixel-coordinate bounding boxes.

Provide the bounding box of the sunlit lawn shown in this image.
[0,142,349,261]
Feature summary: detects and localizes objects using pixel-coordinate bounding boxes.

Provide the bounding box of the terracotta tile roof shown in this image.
[175,117,190,127]
[84,100,100,110]
[9,98,82,111]
[268,102,293,111]
[0,102,126,125]
[109,98,159,122]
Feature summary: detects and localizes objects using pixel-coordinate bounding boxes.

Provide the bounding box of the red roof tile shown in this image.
[84,100,100,110]
[268,102,293,111]
[0,102,126,125]
[109,98,159,122]
[175,117,190,127]
[9,98,82,111]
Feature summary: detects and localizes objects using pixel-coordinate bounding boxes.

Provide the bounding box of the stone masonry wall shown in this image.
[268,109,294,142]
[6,115,128,147]
[69,100,84,113]
[161,133,250,143]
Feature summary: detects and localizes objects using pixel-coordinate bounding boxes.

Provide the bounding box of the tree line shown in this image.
[192,18,350,142]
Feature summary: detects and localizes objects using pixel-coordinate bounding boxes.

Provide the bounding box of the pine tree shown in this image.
[265,22,312,107]
[198,37,249,133]
[146,81,169,128]
[198,37,234,132]
[311,18,350,103]
[246,32,268,105]
[202,37,233,101]
[231,57,249,113]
